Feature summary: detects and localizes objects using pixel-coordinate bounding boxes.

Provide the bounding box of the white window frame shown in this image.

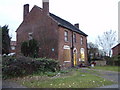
[64,30,68,42]
[81,37,83,45]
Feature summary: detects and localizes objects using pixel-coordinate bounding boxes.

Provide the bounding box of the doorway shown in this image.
[73,48,77,66]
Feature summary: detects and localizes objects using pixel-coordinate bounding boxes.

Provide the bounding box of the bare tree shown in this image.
[88,42,99,60]
[96,30,117,57]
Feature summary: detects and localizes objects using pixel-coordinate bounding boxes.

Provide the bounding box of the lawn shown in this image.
[16,69,114,88]
[92,65,120,72]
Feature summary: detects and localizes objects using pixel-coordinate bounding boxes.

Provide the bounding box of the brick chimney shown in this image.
[74,23,79,29]
[43,0,49,15]
[23,4,29,20]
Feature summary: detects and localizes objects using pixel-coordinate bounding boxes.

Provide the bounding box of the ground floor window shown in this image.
[63,45,71,62]
[80,48,85,61]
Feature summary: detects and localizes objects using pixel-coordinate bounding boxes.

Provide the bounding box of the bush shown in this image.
[106,55,120,66]
[21,39,39,58]
[35,58,59,72]
[2,56,59,79]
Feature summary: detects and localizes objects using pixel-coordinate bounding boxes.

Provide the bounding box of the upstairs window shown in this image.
[28,32,33,40]
[81,37,83,45]
[73,33,76,43]
[64,31,68,42]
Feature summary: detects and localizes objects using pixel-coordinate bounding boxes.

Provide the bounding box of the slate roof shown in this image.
[31,5,87,36]
[49,13,88,36]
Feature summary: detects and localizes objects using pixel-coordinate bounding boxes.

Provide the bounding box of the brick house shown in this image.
[112,43,120,56]
[16,0,88,67]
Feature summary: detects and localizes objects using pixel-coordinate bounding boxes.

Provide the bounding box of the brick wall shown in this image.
[16,6,59,59]
[16,4,88,68]
[112,43,120,56]
[58,26,88,67]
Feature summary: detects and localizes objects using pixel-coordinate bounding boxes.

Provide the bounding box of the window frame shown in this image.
[73,33,76,43]
[80,37,83,45]
[80,48,85,61]
[64,30,68,42]
[28,32,33,40]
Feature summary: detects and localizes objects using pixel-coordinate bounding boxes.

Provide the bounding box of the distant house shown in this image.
[10,41,16,54]
[112,43,120,56]
[16,0,88,67]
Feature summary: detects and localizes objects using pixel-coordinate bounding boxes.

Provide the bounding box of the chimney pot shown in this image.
[23,4,29,20]
[74,23,79,29]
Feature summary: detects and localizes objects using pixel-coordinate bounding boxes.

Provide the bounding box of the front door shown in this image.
[73,48,77,66]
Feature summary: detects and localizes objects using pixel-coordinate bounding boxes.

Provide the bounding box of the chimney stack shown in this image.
[74,23,79,29]
[23,4,29,20]
[42,0,49,15]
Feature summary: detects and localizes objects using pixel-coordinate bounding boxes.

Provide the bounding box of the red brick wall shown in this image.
[16,6,59,59]
[112,44,120,56]
[16,5,88,68]
[58,26,88,68]
[58,27,72,68]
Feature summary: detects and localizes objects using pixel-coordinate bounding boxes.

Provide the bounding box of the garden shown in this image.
[2,55,118,88]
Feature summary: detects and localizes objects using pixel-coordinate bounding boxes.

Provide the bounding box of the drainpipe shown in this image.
[71,32,74,67]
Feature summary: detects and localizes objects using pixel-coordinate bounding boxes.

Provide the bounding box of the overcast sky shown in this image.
[0,0,119,43]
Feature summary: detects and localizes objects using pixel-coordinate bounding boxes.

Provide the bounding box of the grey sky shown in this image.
[0,0,119,43]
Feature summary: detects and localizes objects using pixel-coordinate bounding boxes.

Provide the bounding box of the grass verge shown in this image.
[92,66,120,72]
[17,69,114,88]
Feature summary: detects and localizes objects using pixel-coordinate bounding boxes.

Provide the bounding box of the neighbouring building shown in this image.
[16,0,88,68]
[10,41,16,54]
[112,43,120,56]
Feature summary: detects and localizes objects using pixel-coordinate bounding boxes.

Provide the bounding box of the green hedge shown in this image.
[2,56,59,79]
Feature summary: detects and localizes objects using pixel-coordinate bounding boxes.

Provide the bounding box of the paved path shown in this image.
[92,69,119,83]
[81,68,119,88]
[99,84,119,88]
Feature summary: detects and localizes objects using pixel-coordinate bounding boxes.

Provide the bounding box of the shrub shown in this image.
[21,39,39,58]
[2,56,59,79]
[35,58,59,72]
[21,41,29,57]
[106,55,120,66]
[28,39,39,58]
